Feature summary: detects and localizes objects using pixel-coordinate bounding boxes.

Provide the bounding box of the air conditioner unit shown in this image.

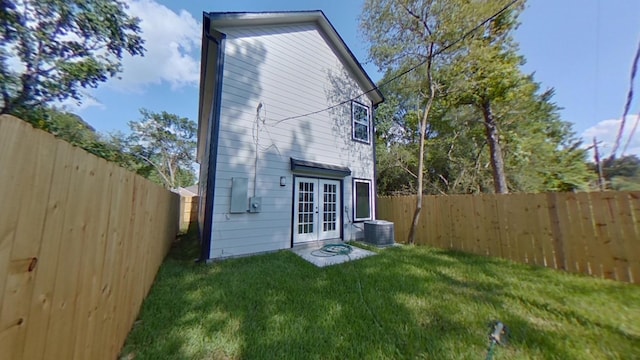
[363,220,395,246]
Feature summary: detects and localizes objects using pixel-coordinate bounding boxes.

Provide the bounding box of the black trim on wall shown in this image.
[351,100,371,144]
[339,179,344,240]
[372,104,379,219]
[352,178,373,223]
[199,17,226,262]
[290,174,297,248]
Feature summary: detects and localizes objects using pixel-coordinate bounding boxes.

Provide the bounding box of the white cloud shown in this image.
[58,94,106,112]
[582,114,640,159]
[108,0,200,92]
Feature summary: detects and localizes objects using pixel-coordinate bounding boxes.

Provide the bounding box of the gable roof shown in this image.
[205,11,384,106]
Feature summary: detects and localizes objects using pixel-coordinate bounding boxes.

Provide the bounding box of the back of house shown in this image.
[197,11,384,261]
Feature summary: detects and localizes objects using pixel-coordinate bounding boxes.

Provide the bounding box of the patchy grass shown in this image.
[122,233,640,360]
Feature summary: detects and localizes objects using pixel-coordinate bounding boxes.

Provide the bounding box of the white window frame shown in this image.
[351,101,370,144]
[353,178,372,222]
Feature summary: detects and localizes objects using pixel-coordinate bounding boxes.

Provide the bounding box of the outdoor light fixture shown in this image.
[280,176,286,186]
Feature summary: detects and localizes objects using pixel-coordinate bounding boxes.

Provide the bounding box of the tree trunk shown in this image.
[480,100,508,194]
[408,55,436,245]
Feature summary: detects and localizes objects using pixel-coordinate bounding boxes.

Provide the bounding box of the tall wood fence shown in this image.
[179,195,199,232]
[377,192,640,284]
[0,116,180,359]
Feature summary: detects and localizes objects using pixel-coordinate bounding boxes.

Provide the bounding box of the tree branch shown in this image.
[134,153,172,188]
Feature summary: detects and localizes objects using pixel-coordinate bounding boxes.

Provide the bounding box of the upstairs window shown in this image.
[352,101,370,144]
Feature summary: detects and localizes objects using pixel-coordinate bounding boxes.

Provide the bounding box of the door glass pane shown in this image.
[322,183,337,232]
[297,181,315,234]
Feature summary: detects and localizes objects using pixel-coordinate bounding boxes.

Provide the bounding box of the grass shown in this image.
[121,231,640,360]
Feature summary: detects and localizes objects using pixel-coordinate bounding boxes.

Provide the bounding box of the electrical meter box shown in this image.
[248,197,262,213]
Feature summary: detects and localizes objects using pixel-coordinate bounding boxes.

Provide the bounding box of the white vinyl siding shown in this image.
[209,23,375,259]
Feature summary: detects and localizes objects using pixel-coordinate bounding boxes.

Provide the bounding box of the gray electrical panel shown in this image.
[230,177,248,213]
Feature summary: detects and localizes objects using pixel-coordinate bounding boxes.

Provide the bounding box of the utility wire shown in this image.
[622,114,640,156]
[273,0,521,125]
[610,37,640,159]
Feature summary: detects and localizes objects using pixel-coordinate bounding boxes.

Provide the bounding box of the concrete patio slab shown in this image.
[290,242,376,267]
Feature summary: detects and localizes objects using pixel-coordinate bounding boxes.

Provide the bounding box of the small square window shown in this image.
[352,101,370,144]
[353,179,372,221]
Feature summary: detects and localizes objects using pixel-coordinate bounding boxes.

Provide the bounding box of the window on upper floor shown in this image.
[353,178,372,221]
[352,101,370,144]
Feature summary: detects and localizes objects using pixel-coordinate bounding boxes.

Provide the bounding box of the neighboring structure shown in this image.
[175,185,199,232]
[197,11,384,261]
[175,184,198,197]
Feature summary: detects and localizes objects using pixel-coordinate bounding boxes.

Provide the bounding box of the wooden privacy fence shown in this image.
[0,116,180,359]
[179,195,199,232]
[377,192,640,284]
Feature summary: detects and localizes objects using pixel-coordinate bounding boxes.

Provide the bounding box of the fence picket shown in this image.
[481,195,500,257]
[509,194,524,263]
[22,140,74,360]
[575,192,596,276]
[604,193,631,282]
[0,122,56,358]
[472,195,488,256]
[531,194,553,268]
[622,192,640,283]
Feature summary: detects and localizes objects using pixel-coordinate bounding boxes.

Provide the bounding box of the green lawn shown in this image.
[121,232,640,360]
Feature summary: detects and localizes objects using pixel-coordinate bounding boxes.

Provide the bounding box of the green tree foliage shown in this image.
[361,0,478,243]
[22,107,197,188]
[594,155,640,191]
[363,0,593,196]
[34,107,140,168]
[443,5,525,193]
[123,109,197,189]
[0,0,144,120]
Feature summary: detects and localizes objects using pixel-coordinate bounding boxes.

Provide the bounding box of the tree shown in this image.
[364,0,593,205]
[0,0,144,119]
[496,85,593,192]
[592,155,640,191]
[440,3,526,193]
[361,0,519,243]
[35,107,142,168]
[124,109,197,189]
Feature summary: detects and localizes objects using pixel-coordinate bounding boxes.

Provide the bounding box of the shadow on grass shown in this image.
[121,239,640,360]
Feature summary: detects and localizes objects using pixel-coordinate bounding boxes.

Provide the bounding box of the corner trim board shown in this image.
[199,18,226,262]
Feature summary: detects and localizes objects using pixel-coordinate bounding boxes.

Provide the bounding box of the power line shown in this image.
[610,37,640,159]
[273,0,521,125]
[622,113,640,156]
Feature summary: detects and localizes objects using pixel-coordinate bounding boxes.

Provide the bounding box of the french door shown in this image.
[293,177,341,243]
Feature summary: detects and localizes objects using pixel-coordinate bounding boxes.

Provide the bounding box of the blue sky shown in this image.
[72,0,640,157]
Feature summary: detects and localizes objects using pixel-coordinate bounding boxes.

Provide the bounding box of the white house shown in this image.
[196,11,384,261]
